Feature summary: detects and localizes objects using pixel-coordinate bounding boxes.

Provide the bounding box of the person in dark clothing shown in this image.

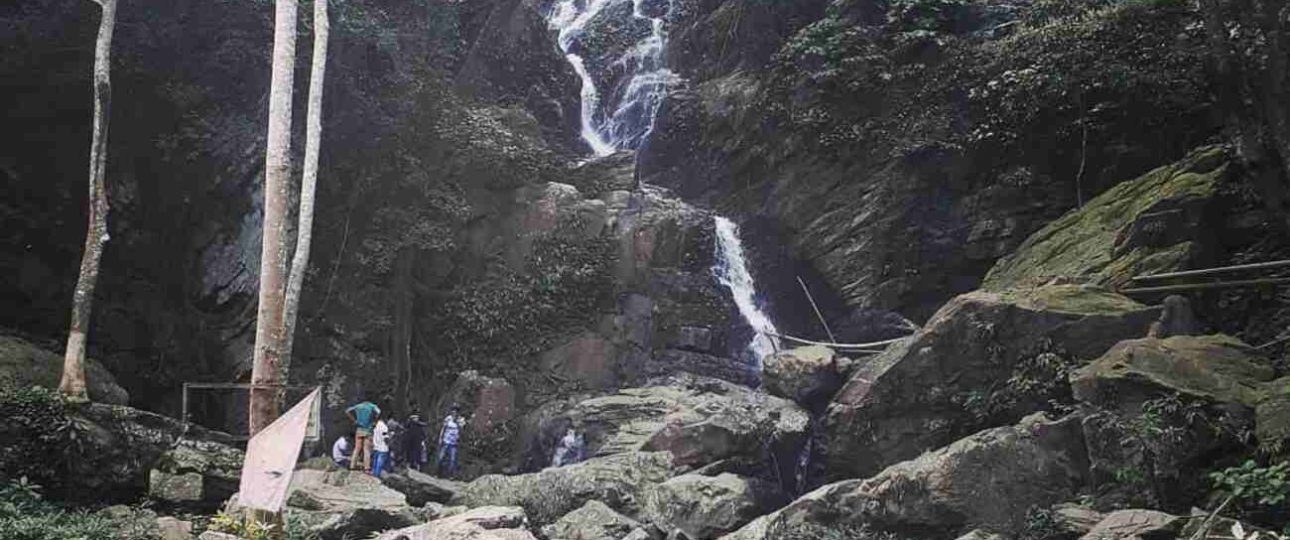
[403,411,429,472]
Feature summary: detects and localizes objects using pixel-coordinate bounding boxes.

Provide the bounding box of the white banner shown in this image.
[237,388,320,512]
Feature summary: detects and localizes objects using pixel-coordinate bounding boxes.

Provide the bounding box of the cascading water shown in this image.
[546,0,676,154]
[713,216,781,368]
[547,0,781,370]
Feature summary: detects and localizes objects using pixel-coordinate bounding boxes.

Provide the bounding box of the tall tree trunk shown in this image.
[391,249,414,418]
[250,0,298,436]
[60,0,117,402]
[281,0,329,374]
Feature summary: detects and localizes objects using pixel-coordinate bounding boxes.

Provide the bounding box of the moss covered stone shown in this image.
[0,334,128,405]
[983,146,1229,291]
[1071,334,1275,410]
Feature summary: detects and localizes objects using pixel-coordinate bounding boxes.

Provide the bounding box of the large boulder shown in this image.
[1078,509,1182,540]
[1072,335,1273,509]
[984,146,1229,292]
[724,413,1088,540]
[644,473,781,539]
[284,469,419,540]
[761,346,843,407]
[381,468,465,507]
[0,397,240,504]
[823,285,1156,479]
[452,452,676,525]
[542,500,644,540]
[1071,335,1274,411]
[0,333,128,405]
[147,439,243,509]
[522,375,808,482]
[376,505,535,540]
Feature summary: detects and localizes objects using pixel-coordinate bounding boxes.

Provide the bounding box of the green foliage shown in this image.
[0,479,157,540]
[208,511,285,540]
[955,339,1078,423]
[1211,461,1290,508]
[436,232,618,363]
[0,386,85,493]
[887,0,969,34]
[1022,505,1073,540]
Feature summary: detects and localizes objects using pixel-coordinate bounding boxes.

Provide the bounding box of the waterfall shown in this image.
[546,0,676,154]
[547,0,779,370]
[713,216,781,368]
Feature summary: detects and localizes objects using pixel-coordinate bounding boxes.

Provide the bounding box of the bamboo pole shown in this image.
[763,331,906,352]
[1130,259,1290,282]
[796,276,837,343]
[1120,276,1290,295]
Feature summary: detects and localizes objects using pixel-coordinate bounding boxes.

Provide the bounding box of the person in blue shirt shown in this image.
[436,404,465,478]
[345,400,381,472]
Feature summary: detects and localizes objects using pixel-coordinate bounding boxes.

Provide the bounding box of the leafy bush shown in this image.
[1211,461,1290,508]
[0,386,86,494]
[764,520,909,540]
[0,479,158,540]
[1022,505,1075,540]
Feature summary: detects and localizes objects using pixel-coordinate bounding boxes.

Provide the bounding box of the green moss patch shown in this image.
[984,146,1228,291]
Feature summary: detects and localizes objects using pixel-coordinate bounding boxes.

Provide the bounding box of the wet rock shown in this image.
[382,469,465,506]
[452,452,675,525]
[725,413,1088,540]
[156,517,194,540]
[542,333,622,391]
[1053,504,1105,536]
[285,469,418,540]
[542,500,643,540]
[148,439,243,509]
[1147,295,1199,339]
[1079,509,1181,540]
[376,505,534,540]
[823,285,1156,479]
[0,333,128,404]
[761,346,842,406]
[644,473,781,539]
[524,375,807,480]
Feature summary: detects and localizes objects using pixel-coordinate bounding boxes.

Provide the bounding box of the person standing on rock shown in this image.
[436,403,464,478]
[403,410,429,472]
[372,417,392,477]
[345,400,381,472]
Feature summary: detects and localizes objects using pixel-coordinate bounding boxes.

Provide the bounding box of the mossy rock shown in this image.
[984,146,1229,291]
[1071,334,1275,410]
[0,334,128,405]
[998,284,1149,316]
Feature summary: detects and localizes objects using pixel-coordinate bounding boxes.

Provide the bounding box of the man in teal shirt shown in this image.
[345,401,381,472]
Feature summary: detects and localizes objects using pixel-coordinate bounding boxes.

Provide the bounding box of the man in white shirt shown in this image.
[331,436,352,469]
[436,404,464,478]
[371,419,392,477]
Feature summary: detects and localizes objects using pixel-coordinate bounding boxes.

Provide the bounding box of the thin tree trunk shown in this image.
[281,0,328,374]
[61,0,117,402]
[391,249,414,418]
[250,0,298,436]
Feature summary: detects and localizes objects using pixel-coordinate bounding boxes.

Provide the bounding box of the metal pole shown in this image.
[1121,276,1290,294]
[181,382,190,426]
[797,276,837,343]
[764,330,904,351]
[1130,259,1290,282]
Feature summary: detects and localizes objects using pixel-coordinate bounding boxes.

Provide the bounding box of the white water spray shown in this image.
[546,0,676,154]
[713,216,781,368]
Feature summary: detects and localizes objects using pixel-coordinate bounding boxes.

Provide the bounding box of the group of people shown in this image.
[331,400,466,478]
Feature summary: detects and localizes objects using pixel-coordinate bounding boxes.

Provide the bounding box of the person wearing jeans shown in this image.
[436,404,464,478]
[372,418,392,477]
